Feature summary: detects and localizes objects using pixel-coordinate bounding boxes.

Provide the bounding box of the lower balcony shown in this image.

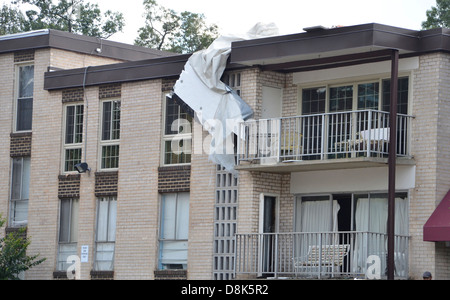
[234,231,409,279]
[237,110,413,172]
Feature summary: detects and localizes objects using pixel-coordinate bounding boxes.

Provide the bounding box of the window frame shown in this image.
[99,99,121,171]
[57,198,79,271]
[161,94,192,166]
[9,157,30,227]
[62,104,84,173]
[298,75,411,116]
[158,192,190,270]
[94,196,117,271]
[14,63,35,133]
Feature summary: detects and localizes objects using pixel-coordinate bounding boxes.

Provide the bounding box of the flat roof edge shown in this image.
[44,54,191,90]
[0,29,174,61]
[230,23,449,66]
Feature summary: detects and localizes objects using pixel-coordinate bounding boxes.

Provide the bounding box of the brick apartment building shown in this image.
[1,23,450,280]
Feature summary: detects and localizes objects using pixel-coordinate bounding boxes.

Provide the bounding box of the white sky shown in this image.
[92,0,437,44]
[1,0,438,44]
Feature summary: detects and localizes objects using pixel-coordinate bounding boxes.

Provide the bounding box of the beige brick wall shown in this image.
[4,43,449,280]
[409,52,450,279]
[26,49,61,279]
[24,48,127,279]
[0,53,14,231]
[75,86,99,279]
[50,48,123,70]
[188,128,216,279]
[237,69,295,236]
[114,80,162,279]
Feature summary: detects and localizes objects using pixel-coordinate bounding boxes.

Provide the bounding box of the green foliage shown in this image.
[0,3,27,35]
[0,215,46,280]
[135,0,219,53]
[0,0,124,39]
[422,0,450,29]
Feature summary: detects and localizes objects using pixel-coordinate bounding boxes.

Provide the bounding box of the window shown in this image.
[63,104,84,172]
[10,157,30,227]
[159,193,190,270]
[382,77,409,114]
[15,64,34,132]
[223,72,242,96]
[329,85,353,112]
[94,197,117,271]
[57,198,79,271]
[302,87,326,115]
[100,100,120,169]
[358,82,379,110]
[163,95,192,165]
[301,77,409,115]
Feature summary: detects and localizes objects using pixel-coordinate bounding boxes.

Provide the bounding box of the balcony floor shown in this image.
[236,156,415,173]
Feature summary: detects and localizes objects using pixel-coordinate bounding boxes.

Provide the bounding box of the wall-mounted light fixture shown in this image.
[75,162,91,173]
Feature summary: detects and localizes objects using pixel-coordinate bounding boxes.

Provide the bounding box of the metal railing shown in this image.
[238,110,412,165]
[234,231,409,279]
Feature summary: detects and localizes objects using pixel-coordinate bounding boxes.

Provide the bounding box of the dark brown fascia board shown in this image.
[0,30,50,53]
[44,54,191,90]
[0,29,174,61]
[47,29,175,61]
[418,27,450,53]
[230,23,422,65]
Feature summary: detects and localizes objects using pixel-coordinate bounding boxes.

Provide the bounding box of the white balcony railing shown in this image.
[234,231,409,279]
[238,110,412,165]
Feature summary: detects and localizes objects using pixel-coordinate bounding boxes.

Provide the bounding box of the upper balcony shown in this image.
[236,110,414,173]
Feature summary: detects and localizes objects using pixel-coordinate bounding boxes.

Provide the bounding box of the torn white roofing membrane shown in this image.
[173,23,279,174]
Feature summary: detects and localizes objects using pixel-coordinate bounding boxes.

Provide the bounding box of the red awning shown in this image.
[424,190,450,242]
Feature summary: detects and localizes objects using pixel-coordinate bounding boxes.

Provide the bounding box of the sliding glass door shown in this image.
[295,192,408,276]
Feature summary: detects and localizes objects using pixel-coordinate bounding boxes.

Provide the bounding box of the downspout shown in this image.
[82,66,90,166]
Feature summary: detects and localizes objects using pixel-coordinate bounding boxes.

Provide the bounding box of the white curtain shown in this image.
[301,200,332,232]
[296,199,340,259]
[353,198,388,274]
[97,197,117,242]
[352,196,408,276]
[160,193,190,269]
[394,197,408,277]
[95,197,117,271]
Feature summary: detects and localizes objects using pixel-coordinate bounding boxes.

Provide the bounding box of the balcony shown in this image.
[237,110,413,172]
[234,231,410,279]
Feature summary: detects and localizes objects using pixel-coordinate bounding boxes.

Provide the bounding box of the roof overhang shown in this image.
[44,54,191,90]
[42,23,450,91]
[230,23,450,72]
[0,29,174,61]
[424,190,450,242]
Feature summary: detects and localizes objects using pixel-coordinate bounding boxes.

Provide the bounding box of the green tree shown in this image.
[422,0,450,29]
[0,0,124,39]
[0,215,46,280]
[135,0,219,53]
[0,3,27,35]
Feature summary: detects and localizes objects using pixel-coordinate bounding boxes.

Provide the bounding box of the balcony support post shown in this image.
[387,49,399,280]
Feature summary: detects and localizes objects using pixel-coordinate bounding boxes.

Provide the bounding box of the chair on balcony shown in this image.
[351,128,390,155]
[280,132,302,162]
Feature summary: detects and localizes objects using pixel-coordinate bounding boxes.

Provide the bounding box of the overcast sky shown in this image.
[91,0,437,44]
[1,0,438,44]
